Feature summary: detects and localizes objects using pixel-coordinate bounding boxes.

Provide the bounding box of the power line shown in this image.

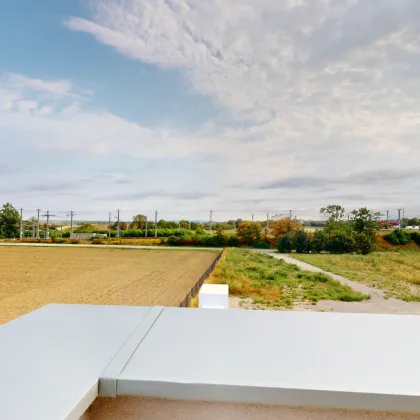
[66,211,77,235]
[42,211,56,239]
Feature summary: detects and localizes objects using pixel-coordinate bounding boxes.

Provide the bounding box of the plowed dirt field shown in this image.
[0,246,217,324]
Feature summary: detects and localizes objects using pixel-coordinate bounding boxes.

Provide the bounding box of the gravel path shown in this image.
[256,251,420,315]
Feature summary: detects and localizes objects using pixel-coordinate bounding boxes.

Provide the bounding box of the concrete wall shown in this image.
[84,397,420,420]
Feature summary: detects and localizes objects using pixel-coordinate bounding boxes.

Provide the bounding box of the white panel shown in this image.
[118,309,420,412]
[0,304,151,420]
[199,284,229,309]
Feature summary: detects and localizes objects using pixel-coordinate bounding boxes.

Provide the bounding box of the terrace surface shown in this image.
[2,305,420,419]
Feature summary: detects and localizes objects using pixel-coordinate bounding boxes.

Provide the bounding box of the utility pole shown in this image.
[154,211,158,238]
[36,209,40,239]
[145,216,148,238]
[289,210,293,219]
[117,209,121,238]
[252,214,254,222]
[42,211,55,239]
[67,211,76,235]
[19,208,23,240]
[266,212,270,233]
[403,208,405,228]
[210,210,213,234]
[397,209,402,230]
[108,212,111,239]
[386,210,389,230]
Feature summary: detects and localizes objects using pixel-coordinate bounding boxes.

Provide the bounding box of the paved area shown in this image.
[235,251,420,315]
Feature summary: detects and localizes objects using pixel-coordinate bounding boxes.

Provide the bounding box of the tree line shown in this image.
[0,202,402,255]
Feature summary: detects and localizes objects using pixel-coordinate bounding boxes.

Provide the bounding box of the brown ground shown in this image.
[85,397,420,420]
[0,246,217,324]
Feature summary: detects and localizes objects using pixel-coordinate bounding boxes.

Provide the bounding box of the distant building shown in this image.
[70,233,107,240]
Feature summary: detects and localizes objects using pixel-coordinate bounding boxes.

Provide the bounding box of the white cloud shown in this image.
[0,73,210,159]
[1,72,75,98]
[61,0,420,215]
[2,0,420,216]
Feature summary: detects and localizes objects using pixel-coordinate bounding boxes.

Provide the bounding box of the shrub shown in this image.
[225,235,240,247]
[355,232,376,255]
[51,237,66,244]
[252,241,270,249]
[295,230,310,253]
[383,230,411,245]
[277,233,293,253]
[411,232,420,246]
[195,226,205,234]
[91,239,105,245]
[205,233,225,247]
[167,236,182,246]
[326,230,355,254]
[312,230,327,253]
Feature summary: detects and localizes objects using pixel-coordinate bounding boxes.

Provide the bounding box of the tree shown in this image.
[235,219,243,228]
[320,205,345,230]
[269,218,301,239]
[74,222,95,233]
[179,220,190,229]
[0,203,20,238]
[190,221,199,231]
[350,208,380,254]
[236,221,261,245]
[351,208,380,234]
[120,222,128,231]
[131,214,147,229]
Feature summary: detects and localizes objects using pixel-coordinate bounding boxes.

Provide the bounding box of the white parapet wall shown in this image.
[199,284,229,309]
[3,305,420,419]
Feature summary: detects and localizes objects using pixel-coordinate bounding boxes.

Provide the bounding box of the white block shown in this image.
[199,284,229,309]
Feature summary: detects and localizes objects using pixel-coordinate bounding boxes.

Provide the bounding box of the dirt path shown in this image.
[241,251,420,315]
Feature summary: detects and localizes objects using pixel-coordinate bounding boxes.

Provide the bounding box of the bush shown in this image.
[277,233,293,253]
[167,236,182,246]
[252,241,270,249]
[411,232,420,246]
[295,230,310,253]
[121,228,191,238]
[326,230,355,254]
[51,237,66,244]
[312,230,327,253]
[355,232,376,255]
[383,230,411,245]
[225,235,240,247]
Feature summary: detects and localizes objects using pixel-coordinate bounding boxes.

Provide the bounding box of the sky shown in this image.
[1,0,420,222]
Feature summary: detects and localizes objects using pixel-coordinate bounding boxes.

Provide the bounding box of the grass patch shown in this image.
[202,249,368,308]
[292,252,420,302]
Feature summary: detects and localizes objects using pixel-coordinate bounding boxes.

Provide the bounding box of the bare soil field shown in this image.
[0,246,217,324]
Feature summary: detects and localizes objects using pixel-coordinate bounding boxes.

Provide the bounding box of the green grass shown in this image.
[292,252,420,302]
[206,249,369,308]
